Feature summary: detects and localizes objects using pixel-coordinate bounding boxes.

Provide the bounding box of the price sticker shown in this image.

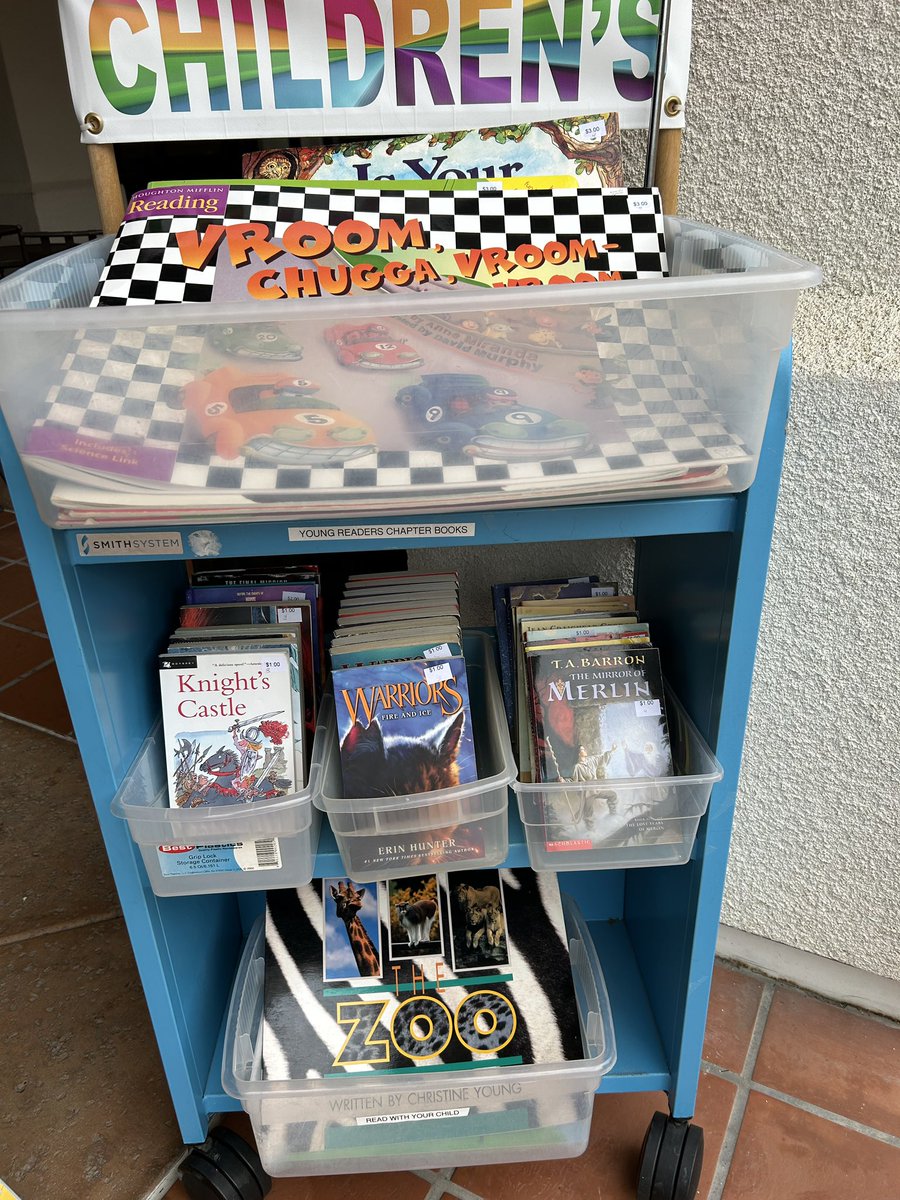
[477,179,502,193]
[424,661,453,684]
[634,699,662,717]
[276,607,303,623]
[580,118,607,141]
[591,586,617,596]
[423,643,452,660]
[628,193,655,214]
[263,657,286,672]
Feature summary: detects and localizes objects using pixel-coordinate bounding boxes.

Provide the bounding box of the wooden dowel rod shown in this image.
[656,127,683,215]
[87,143,125,233]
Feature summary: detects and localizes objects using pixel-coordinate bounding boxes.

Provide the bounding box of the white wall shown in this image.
[417,0,900,983]
[679,0,900,981]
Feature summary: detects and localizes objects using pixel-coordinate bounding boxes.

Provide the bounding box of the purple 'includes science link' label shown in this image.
[124,186,230,222]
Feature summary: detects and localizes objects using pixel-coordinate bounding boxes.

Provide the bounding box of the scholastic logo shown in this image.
[77,532,184,557]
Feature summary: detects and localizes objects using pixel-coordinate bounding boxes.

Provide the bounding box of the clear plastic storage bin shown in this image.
[111,724,319,896]
[0,221,820,528]
[222,895,616,1176]
[513,688,723,871]
[312,631,514,882]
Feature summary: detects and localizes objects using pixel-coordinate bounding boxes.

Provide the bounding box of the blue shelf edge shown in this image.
[64,494,741,566]
[202,913,670,1117]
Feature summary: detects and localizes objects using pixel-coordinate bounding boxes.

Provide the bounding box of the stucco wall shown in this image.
[417,1,900,981]
[678,0,900,979]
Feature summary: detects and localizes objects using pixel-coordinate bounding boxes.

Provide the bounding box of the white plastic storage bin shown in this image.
[222,895,616,1177]
[111,724,319,896]
[312,631,514,882]
[513,688,723,872]
[0,222,820,529]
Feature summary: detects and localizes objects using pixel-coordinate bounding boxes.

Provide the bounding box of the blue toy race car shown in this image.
[395,374,591,459]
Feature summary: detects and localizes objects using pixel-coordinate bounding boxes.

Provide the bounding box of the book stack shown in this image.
[328,570,477,802]
[156,560,322,873]
[21,117,751,526]
[494,575,674,853]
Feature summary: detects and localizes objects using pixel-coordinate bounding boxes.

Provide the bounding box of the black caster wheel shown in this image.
[179,1126,272,1200]
[637,1111,704,1200]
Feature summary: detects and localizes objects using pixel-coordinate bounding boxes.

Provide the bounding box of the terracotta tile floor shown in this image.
[1,505,899,1200]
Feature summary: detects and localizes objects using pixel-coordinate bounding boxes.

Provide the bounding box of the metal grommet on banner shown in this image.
[82,112,104,135]
[664,96,683,118]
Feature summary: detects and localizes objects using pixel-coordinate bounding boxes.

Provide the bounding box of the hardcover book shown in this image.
[262,869,585,1083]
[158,647,300,808]
[242,115,625,187]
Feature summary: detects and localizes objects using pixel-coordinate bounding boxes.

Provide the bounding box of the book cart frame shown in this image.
[0,339,791,1179]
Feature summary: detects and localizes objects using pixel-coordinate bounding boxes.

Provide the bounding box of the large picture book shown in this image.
[262,868,585,1081]
[90,179,667,307]
[242,115,624,187]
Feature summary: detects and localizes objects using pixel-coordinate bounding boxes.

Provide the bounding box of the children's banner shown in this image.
[58,0,691,143]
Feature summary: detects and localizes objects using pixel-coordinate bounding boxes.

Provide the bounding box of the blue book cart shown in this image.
[0,337,796,1196]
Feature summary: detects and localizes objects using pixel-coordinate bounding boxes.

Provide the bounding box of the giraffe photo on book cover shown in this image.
[323,878,382,982]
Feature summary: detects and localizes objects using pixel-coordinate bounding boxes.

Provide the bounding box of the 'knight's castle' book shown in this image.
[158,647,301,808]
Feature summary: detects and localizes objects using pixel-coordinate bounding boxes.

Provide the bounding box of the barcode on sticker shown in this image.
[254,838,280,868]
[635,699,662,717]
[580,118,607,141]
[628,193,655,214]
[423,643,452,660]
[424,661,453,683]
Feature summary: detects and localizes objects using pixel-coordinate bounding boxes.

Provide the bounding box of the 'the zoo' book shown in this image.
[262,868,586,1083]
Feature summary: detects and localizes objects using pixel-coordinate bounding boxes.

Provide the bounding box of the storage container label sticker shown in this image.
[77,532,184,556]
[156,839,283,875]
[289,523,475,540]
[58,0,691,142]
[356,1107,470,1124]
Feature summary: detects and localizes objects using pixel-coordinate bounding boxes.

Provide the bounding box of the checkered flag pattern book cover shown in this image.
[91,182,668,307]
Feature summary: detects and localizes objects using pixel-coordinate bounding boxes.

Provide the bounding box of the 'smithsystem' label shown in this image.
[289,523,475,541]
[77,532,183,557]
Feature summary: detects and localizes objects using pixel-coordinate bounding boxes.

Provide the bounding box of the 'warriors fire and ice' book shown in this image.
[158,647,301,808]
[262,869,585,1083]
[331,656,476,801]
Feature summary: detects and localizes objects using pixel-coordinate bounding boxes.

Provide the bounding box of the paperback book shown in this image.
[526,640,675,852]
[158,646,300,808]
